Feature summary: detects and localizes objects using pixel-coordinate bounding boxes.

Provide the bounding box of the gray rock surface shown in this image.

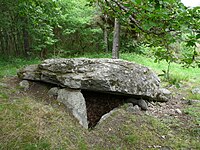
[48,87,60,97]
[18,58,164,101]
[127,98,148,110]
[191,87,200,94]
[126,103,141,113]
[175,108,182,114]
[57,88,88,129]
[19,80,30,91]
[0,83,9,88]
[156,88,172,102]
[98,108,119,125]
[18,65,40,81]
[138,99,148,110]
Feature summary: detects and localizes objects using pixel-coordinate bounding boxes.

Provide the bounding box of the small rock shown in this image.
[188,99,200,104]
[191,87,200,94]
[153,145,162,148]
[48,87,60,97]
[138,99,148,110]
[0,83,9,88]
[127,98,148,110]
[98,108,118,124]
[175,108,182,114]
[181,97,186,100]
[160,102,166,107]
[19,80,29,91]
[148,102,154,108]
[133,105,141,111]
[156,88,172,102]
[161,135,166,139]
[169,109,175,115]
[126,103,141,113]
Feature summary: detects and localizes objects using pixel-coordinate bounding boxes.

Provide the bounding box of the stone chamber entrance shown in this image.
[82,90,126,128]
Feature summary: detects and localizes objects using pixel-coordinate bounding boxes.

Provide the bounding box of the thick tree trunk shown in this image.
[112,18,120,59]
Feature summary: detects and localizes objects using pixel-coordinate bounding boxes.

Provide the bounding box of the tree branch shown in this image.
[110,0,180,36]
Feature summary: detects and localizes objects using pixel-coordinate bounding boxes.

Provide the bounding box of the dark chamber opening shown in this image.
[82,90,126,128]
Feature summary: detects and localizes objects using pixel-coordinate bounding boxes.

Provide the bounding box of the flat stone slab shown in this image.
[18,58,163,101]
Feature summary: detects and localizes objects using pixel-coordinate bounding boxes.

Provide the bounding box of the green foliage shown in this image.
[88,0,200,67]
[0,0,104,57]
[1,0,199,65]
[180,33,200,67]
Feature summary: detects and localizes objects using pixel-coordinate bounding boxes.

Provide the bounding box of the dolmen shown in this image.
[18,58,171,128]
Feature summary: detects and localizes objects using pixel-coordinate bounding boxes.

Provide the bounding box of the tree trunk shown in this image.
[104,14,109,53]
[0,30,4,55]
[40,48,48,59]
[23,27,29,56]
[112,18,120,59]
[104,26,109,53]
[22,17,30,57]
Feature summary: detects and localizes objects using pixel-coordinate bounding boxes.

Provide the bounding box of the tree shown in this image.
[0,0,61,57]
[88,0,200,57]
[0,0,101,58]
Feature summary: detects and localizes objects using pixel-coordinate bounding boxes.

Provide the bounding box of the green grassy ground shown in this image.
[0,53,200,149]
[0,58,40,78]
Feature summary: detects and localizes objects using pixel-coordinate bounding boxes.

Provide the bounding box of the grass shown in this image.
[187,93,200,100]
[0,94,199,149]
[184,102,200,125]
[0,57,40,78]
[0,52,200,149]
[0,94,86,149]
[120,53,200,83]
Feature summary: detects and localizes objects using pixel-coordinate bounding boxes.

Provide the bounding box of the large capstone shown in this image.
[18,58,162,101]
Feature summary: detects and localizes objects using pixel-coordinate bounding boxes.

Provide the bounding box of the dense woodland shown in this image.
[0,0,199,65]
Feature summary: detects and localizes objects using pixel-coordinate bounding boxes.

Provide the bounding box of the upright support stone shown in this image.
[57,89,88,129]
